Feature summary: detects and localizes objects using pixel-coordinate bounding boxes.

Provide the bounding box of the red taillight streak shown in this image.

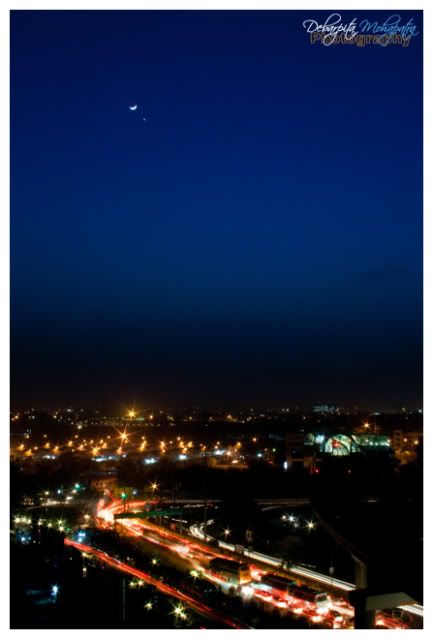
[64,538,242,629]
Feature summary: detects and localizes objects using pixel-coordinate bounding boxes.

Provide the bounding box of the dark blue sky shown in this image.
[11,10,423,410]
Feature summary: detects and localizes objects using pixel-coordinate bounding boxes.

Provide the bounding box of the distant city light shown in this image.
[144,457,157,465]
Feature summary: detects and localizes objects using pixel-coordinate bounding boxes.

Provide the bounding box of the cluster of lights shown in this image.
[13,514,71,533]
[129,578,145,589]
[14,430,139,458]
[16,430,242,457]
[39,483,84,505]
[14,426,290,474]
[281,514,316,531]
[76,530,87,542]
[14,515,32,525]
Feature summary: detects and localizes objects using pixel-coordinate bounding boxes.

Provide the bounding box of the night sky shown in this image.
[11,10,423,411]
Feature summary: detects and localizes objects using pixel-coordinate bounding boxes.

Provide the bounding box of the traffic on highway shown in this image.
[85,496,414,629]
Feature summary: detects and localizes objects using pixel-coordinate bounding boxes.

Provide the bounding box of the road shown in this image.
[95,498,353,627]
[64,537,248,628]
[92,497,420,629]
[189,517,423,621]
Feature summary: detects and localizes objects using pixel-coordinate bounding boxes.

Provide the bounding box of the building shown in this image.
[313,404,338,414]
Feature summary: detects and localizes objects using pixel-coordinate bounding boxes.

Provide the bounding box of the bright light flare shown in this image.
[241,585,254,598]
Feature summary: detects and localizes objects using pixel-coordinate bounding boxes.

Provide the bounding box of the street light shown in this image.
[223,528,231,538]
[172,604,187,623]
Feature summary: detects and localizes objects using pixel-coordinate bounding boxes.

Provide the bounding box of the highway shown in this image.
[64,537,248,628]
[189,518,424,621]
[91,497,420,629]
[93,499,352,627]
[19,491,419,628]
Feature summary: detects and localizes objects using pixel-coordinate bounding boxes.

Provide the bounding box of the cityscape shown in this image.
[10,7,423,633]
[10,405,423,629]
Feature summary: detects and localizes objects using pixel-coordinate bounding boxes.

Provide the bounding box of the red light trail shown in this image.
[64,537,246,628]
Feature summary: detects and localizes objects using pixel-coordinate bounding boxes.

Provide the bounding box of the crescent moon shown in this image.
[129,104,138,111]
